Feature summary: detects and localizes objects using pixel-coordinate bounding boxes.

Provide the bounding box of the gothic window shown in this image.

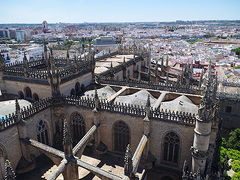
[18,91,24,99]
[70,88,75,96]
[37,120,49,145]
[25,87,32,99]
[163,132,180,163]
[71,113,86,146]
[113,121,130,153]
[81,84,85,93]
[75,82,81,96]
[33,93,39,102]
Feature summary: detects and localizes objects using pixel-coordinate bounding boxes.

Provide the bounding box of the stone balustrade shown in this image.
[98,77,203,95]
[64,96,197,126]
[0,98,52,131]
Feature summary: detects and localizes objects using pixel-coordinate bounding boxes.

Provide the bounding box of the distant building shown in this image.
[8,29,16,39]
[16,30,25,42]
[0,29,9,38]
[93,36,116,46]
[93,36,118,51]
[42,20,48,29]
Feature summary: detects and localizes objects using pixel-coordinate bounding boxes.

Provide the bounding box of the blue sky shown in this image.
[0,0,239,23]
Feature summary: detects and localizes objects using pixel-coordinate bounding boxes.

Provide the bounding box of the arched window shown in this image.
[71,113,86,146]
[81,84,85,93]
[25,87,32,99]
[75,82,81,96]
[33,93,39,102]
[113,121,130,153]
[37,120,49,145]
[163,132,180,163]
[18,91,24,99]
[70,88,75,96]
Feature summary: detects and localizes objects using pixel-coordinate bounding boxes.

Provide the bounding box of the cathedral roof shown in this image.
[83,85,116,99]
[114,90,156,107]
[0,99,31,119]
[161,95,198,114]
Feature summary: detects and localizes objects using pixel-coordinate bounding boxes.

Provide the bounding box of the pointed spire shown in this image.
[23,53,28,77]
[94,87,100,110]
[145,94,151,118]
[44,42,47,53]
[66,50,69,59]
[182,160,189,178]
[15,98,20,112]
[63,119,72,146]
[49,48,55,73]
[4,160,16,180]
[23,52,27,64]
[0,53,6,68]
[124,144,133,177]
[15,98,21,122]
[198,77,213,122]
[110,61,113,69]
[191,62,193,73]
[43,41,48,60]
[166,55,169,67]
[63,119,73,157]
[66,50,70,65]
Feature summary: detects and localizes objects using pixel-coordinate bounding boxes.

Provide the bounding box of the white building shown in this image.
[16,30,25,42]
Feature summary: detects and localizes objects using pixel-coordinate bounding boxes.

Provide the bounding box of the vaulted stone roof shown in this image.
[114,90,156,107]
[161,95,198,114]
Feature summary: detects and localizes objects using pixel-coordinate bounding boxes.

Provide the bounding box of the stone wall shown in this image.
[219,97,240,129]
[0,126,22,179]
[1,79,51,99]
[60,72,92,96]
[63,104,196,173]
[150,119,194,170]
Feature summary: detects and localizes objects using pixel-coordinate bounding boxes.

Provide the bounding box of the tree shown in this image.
[232,160,240,173]
[232,47,240,57]
[232,171,240,180]
[227,128,240,151]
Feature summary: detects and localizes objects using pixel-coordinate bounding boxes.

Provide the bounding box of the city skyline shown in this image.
[1,0,240,24]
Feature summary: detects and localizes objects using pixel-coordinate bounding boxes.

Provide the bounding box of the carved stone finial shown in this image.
[0,53,6,68]
[145,94,151,118]
[4,159,16,180]
[110,61,113,69]
[15,98,20,114]
[23,52,27,64]
[182,160,189,177]
[44,42,48,53]
[124,144,133,177]
[67,50,69,59]
[63,119,72,146]
[94,87,100,110]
